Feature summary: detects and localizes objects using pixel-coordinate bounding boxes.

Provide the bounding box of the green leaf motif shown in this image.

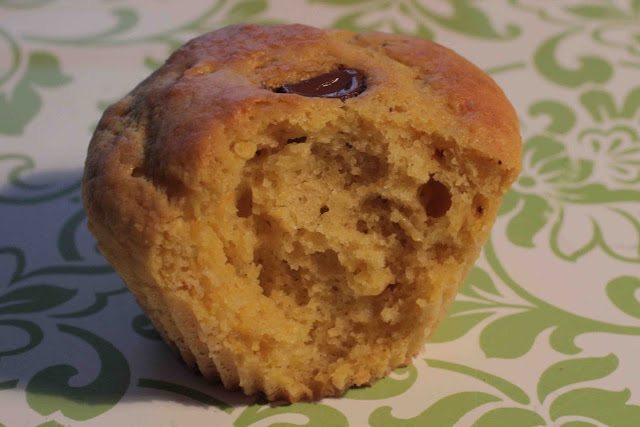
[499,98,640,262]
[534,29,613,87]
[429,311,493,343]
[549,208,640,263]
[426,359,530,405]
[580,89,629,122]
[52,287,128,319]
[524,135,566,168]
[537,354,619,403]
[482,239,640,357]
[390,19,435,41]
[143,56,163,71]
[36,421,65,427]
[132,313,161,340]
[547,209,595,262]
[233,402,349,427]
[473,407,546,427]
[528,100,576,135]
[576,125,640,185]
[620,87,640,118]
[310,0,374,4]
[447,300,494,316]
[426,255,640,355]
[0,379,18,390]
[0,319,43,358]
[0,285,77,315]
[498,190,520,216]
[459,267,501,300]
[555,183,640,204]
[565,5,629,20]
[90,8,139,41]
[344,365,418,400]
[369,392,501,427]
[411,0,520,39]
[26,324,130,421]
[334,11,385,34]
[550,388,640,426]
[607,276,640,319]
[0,0,52,9]
[480,309,557,358]
[0,154,81,205]
[58,208,87,261]
[0,52,71,135]
[227,0,267,19]
[0,246,24,285]
[138,379,232,414]
[484,61,526,76]
[561,422,598,427]
[328,0,518,40]
[0,28,20,87]
[12,264,114,285]
[1,241,112,286]
[505,194,552,248]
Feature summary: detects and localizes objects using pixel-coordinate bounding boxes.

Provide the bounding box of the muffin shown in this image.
[82,24,522,401]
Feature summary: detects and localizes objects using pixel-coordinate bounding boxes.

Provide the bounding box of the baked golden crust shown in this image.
[82,24,522,401]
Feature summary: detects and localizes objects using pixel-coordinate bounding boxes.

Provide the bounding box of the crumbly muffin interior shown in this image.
[185,110,505,398]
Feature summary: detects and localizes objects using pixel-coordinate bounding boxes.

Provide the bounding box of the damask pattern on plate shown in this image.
[1,0,639,425]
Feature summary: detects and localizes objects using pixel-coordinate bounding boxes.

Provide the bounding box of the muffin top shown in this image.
[84,24,521,216]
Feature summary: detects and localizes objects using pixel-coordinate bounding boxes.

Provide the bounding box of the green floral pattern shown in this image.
[514,0,640,84]
[311,0,521,40]
[1,0,639,425]
[500,88,640,262]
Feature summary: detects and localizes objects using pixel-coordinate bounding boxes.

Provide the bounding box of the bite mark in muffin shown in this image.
[82,24,522,402]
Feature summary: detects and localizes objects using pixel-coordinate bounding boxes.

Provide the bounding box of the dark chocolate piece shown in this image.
[276,69,365,101]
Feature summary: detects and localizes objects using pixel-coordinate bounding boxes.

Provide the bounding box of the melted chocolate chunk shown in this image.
[276,69,365,101]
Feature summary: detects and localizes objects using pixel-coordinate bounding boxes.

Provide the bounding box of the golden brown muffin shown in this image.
[82,24,522,402]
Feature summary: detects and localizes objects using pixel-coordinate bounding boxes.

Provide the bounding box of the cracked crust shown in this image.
[82,24,522,401]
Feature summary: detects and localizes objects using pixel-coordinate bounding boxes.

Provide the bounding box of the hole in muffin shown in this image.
[320,205,329,215]
[433,242,454,263]
[355,152,387,184]
[418,178,452,218]
[356,219,369,234]
[312,249,345,278]
[287,136,307,144]
[255,250,310,305]
[473,194,488,216]
[236,187,253,218]
[131,167,144,178]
